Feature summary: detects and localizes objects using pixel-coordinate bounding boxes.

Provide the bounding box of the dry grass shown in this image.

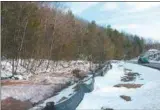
[1,80,33,86]
[120,95,131,101]
[114,83,143,89]
[121,72,141,82]
[1,97,33,110]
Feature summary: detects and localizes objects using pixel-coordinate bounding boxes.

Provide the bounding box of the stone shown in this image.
[120,95,131,101]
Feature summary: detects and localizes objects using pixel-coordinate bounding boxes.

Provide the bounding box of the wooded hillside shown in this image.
[2,2,145,62]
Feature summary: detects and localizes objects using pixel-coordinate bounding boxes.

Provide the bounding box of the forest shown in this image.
[2,2,145,73]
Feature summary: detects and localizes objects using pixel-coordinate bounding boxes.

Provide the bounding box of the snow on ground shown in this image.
[1,80,73,106]
[1,59,97,106]
[77,61,160,110]
[2,59,160,109]
[1,59,97,80]
[1,84,57,103]
[1,59,98,85]
[37,83,77,106]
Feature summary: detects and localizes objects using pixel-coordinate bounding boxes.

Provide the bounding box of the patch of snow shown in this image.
[1,60,97,80]
[120,80,160,109]
[122,62,160,83]
[148,49,159,52]
[31,83,77,109]
[13,75,23,80]
[83,77,93,85]
[1,69,13,78]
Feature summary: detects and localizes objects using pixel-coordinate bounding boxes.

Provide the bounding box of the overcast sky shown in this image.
[66,2,160,41]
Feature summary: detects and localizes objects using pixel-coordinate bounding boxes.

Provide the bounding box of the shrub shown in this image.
[72,69,87,80]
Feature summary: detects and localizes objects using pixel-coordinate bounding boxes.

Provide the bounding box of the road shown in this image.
[143,62,160,70]
[129,61,160,70]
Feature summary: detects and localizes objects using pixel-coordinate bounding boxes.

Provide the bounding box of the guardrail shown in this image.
[94,61,112,77]
[43,76,95,110]
[54,84,85,110]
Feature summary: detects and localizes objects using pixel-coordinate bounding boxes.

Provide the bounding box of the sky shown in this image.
[65,2,160,41]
